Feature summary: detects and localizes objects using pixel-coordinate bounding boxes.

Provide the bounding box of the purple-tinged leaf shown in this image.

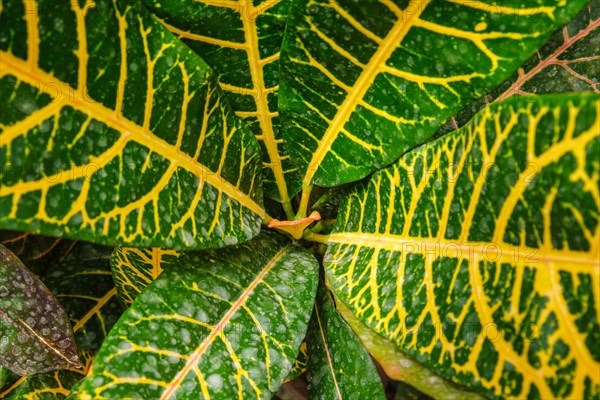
[0,244,81,375]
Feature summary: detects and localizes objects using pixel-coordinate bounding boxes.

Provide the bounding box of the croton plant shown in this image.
[0,0,598,399]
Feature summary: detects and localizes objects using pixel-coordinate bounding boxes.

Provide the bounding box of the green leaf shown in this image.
[0,0,266,250]
[142,0,302,212]
[333,291,483,400]
[306,281,385,399]
[77,232,318,398]
[111,247,181,306]
[279,0,587,188]
[0,367,9,389]
[285,341,308,382]
[0,245,81,375]
[439,2,600,136]
[325,93,600,398]
[0,231,76,276]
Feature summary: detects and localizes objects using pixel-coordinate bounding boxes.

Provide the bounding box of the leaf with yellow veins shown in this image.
[0,0,266,250]
[333,291,483,400]
[326,93,600,399]
[1,351,93,400]
[306,281,386,399]
[280,0,588,188]
[285,341,308,382]
[439,2,600,136]
[111,247,181,306]
[77,232,319,399]
[142,0,302,215]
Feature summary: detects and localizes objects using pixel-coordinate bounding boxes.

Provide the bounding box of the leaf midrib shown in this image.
[314,300,343,400]
[0,53,268,221]
[302,0,429,186]
[241,0,293,206]
[159,244,293,399]
[0,308,79,369]
[496,18,600,102]
[329,233,599,271]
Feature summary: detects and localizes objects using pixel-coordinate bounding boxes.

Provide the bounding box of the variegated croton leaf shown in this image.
[0,0,266,250]
[280,0,587,190]
[142,0,302,215]
[306,281,386,399]
[439,1,599,136]
[78,232,318,398]
[333,290,483,400]
[110,246,181,306]
[325,93,600,399]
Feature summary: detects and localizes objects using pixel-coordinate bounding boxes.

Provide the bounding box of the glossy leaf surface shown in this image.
[306,282,385,400]
[143,0,301,208]
[111,247,181,306]
[0,242,124,398]
[1,351,93,400]
[439,1,600,136]
[280,0,587,187]
[334,292,483,400]
[496,2,599,99]
[0,0,266,250]
[325,94,600,398]
[0,245,81,375]
[78,232,318,398]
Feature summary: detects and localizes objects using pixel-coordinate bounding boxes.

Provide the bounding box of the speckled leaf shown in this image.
[77,232,318,398]
[439,1,600,136]
[325,93,600,398]
[0,351,93,400]
[142,0,301,214]
[0,245,81,375]
[111,247,181,306]
[0,242,124,398]
[333,291,483,400]
[285,341,308,382]
[306,282,385,400]
[280,0,587,189]
[0,0,266,250]
[0,231,76,276]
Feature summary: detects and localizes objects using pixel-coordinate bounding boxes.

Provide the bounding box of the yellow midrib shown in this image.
[0,53,267,221]
[240,0,292,205]
[303,0,429,185]
[329,232,600,271]
[158,245,291,399]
